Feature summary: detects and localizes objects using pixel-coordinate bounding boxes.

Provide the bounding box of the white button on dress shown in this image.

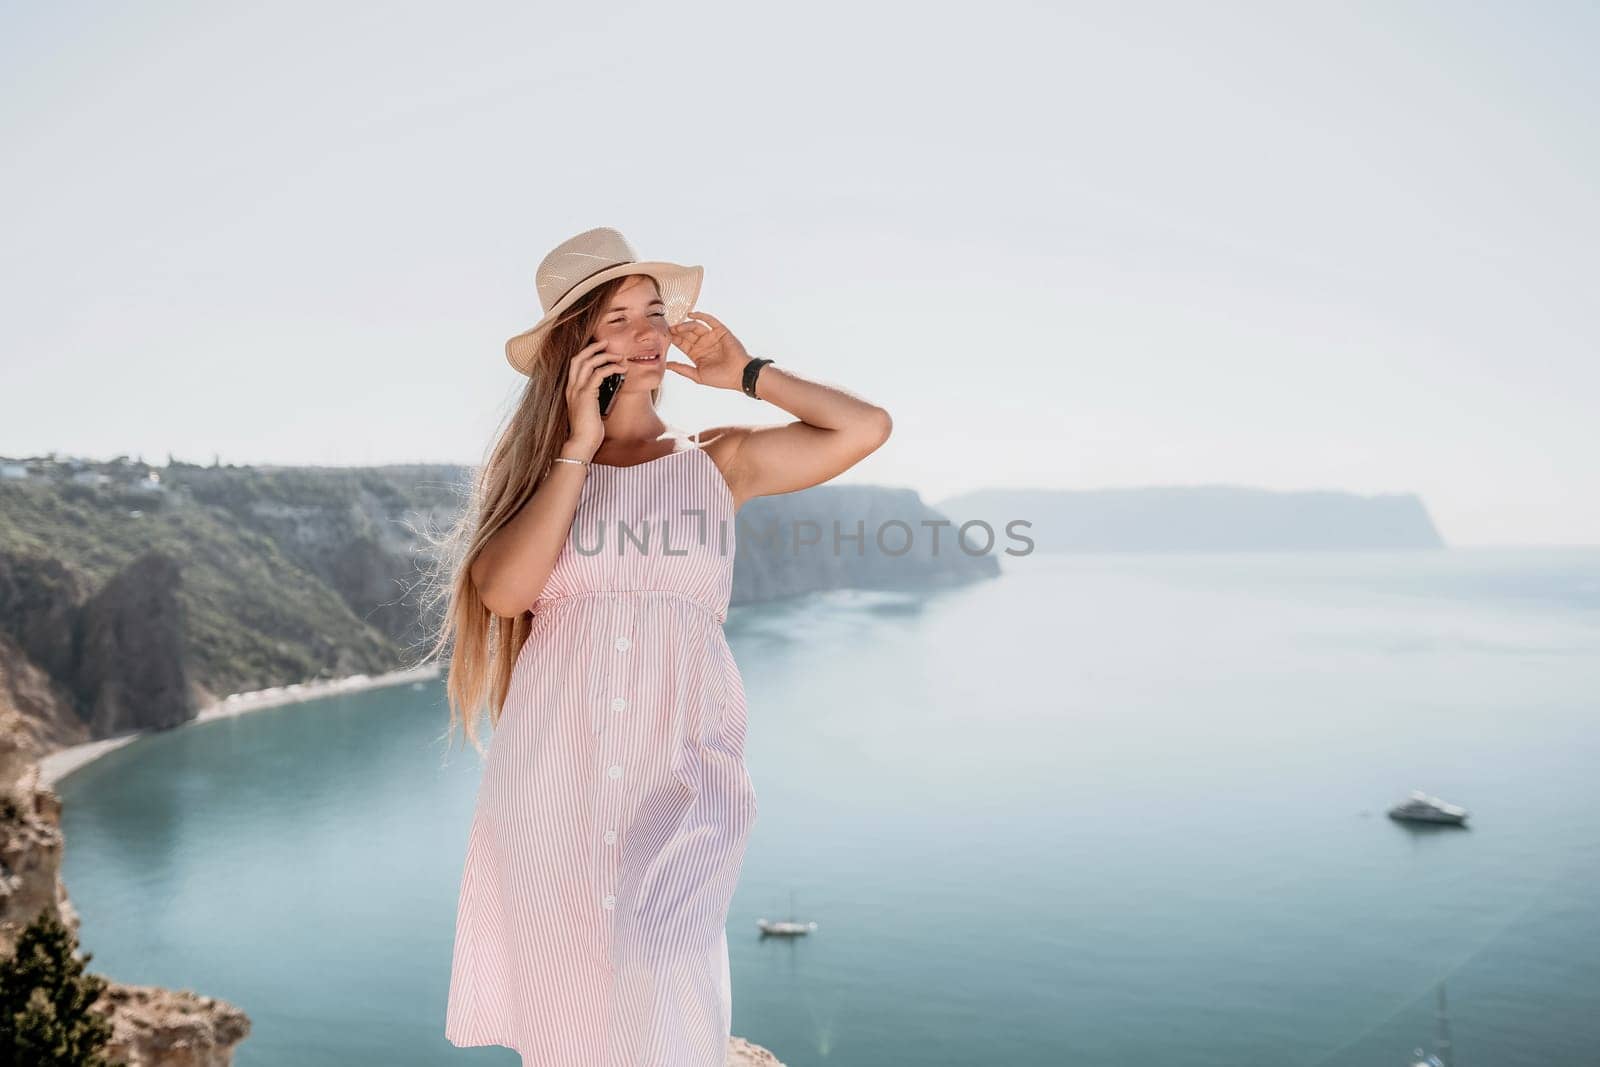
[607,764,622,779]
[611,696,628,712]
[614,636,631,651]
[603,829,617,845]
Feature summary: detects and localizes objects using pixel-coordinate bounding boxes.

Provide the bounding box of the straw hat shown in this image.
[504,226,704,375]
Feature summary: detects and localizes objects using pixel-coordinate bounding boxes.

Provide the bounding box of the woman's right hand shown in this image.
[563,340,630,455]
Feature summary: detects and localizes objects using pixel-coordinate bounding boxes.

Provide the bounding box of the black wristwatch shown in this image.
[742,357,775,399]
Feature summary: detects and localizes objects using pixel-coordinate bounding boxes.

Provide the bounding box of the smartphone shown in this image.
[597,343,624,417]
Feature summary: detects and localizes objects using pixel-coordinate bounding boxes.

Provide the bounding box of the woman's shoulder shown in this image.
[687,424,752,449]
[688,425,751,508]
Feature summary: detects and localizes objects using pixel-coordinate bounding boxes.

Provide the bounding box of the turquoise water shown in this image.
[56,548,1600,1065]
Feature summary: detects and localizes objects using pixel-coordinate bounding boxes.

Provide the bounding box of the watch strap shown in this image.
[742,357,774,398]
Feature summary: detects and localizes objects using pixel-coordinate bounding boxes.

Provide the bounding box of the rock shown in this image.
[75,550,192,735]
[0,707,73,957]
[95,981,252,1067]
[729,1035,787,1065]
[0,550,89,684]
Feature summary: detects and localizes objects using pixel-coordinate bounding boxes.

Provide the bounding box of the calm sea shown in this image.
[56,547,1600,1066]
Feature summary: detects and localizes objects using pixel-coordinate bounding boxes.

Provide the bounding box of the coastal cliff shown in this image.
[0,459,993,752]
[732,483,999,605]
[937,484,1446,552]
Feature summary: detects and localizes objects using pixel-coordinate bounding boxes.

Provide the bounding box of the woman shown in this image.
[424,226,892,1066]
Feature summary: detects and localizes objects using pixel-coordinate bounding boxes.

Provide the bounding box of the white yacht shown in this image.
[757,890,818,937]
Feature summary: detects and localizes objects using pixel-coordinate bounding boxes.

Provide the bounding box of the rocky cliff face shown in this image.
[0,551,89,687]
[170,462,468,657]
[75,551,192,736]
[96,983,252,1067]
[0,708,75,952]
[0,548,194,746]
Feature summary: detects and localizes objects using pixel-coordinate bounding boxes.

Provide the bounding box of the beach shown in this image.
[36,663,442,789]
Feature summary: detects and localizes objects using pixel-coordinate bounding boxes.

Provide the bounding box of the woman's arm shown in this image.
[667,311,892,508]
[471,342,627,617]
[703,363,893,509]
[469,447,591,618]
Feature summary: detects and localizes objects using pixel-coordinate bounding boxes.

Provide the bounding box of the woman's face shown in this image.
[592,273,669,385]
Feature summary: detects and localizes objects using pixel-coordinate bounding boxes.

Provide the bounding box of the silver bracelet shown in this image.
[549,456,590,472]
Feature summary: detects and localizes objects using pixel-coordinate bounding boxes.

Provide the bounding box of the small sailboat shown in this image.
[756,890,818,937]
[1388,789,1469,826]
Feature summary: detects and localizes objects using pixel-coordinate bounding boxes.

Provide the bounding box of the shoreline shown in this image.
[36,662,442,789]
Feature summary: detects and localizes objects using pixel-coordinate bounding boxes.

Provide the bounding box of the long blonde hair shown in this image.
[412,274,663,756]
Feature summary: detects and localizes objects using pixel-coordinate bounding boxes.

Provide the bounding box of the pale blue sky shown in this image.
[2,2,1596,545]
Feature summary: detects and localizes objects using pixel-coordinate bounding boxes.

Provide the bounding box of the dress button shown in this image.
[614,636,631,651]
[611,696,627,712]
[607,764,622,779]
[602,894,616,910]
[603,829,617,844]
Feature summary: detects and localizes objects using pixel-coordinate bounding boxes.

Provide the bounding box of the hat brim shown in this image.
[505,261,704,375]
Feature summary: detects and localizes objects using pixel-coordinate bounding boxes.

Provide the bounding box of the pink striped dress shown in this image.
[445,434,759,1067]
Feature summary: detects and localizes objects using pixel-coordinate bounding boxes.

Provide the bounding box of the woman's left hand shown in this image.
[665,310,751,391]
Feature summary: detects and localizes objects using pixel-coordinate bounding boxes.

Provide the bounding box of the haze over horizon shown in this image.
[3,3,1596,547]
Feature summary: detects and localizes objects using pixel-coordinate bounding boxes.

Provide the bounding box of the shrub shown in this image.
[0,911,121,1066]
